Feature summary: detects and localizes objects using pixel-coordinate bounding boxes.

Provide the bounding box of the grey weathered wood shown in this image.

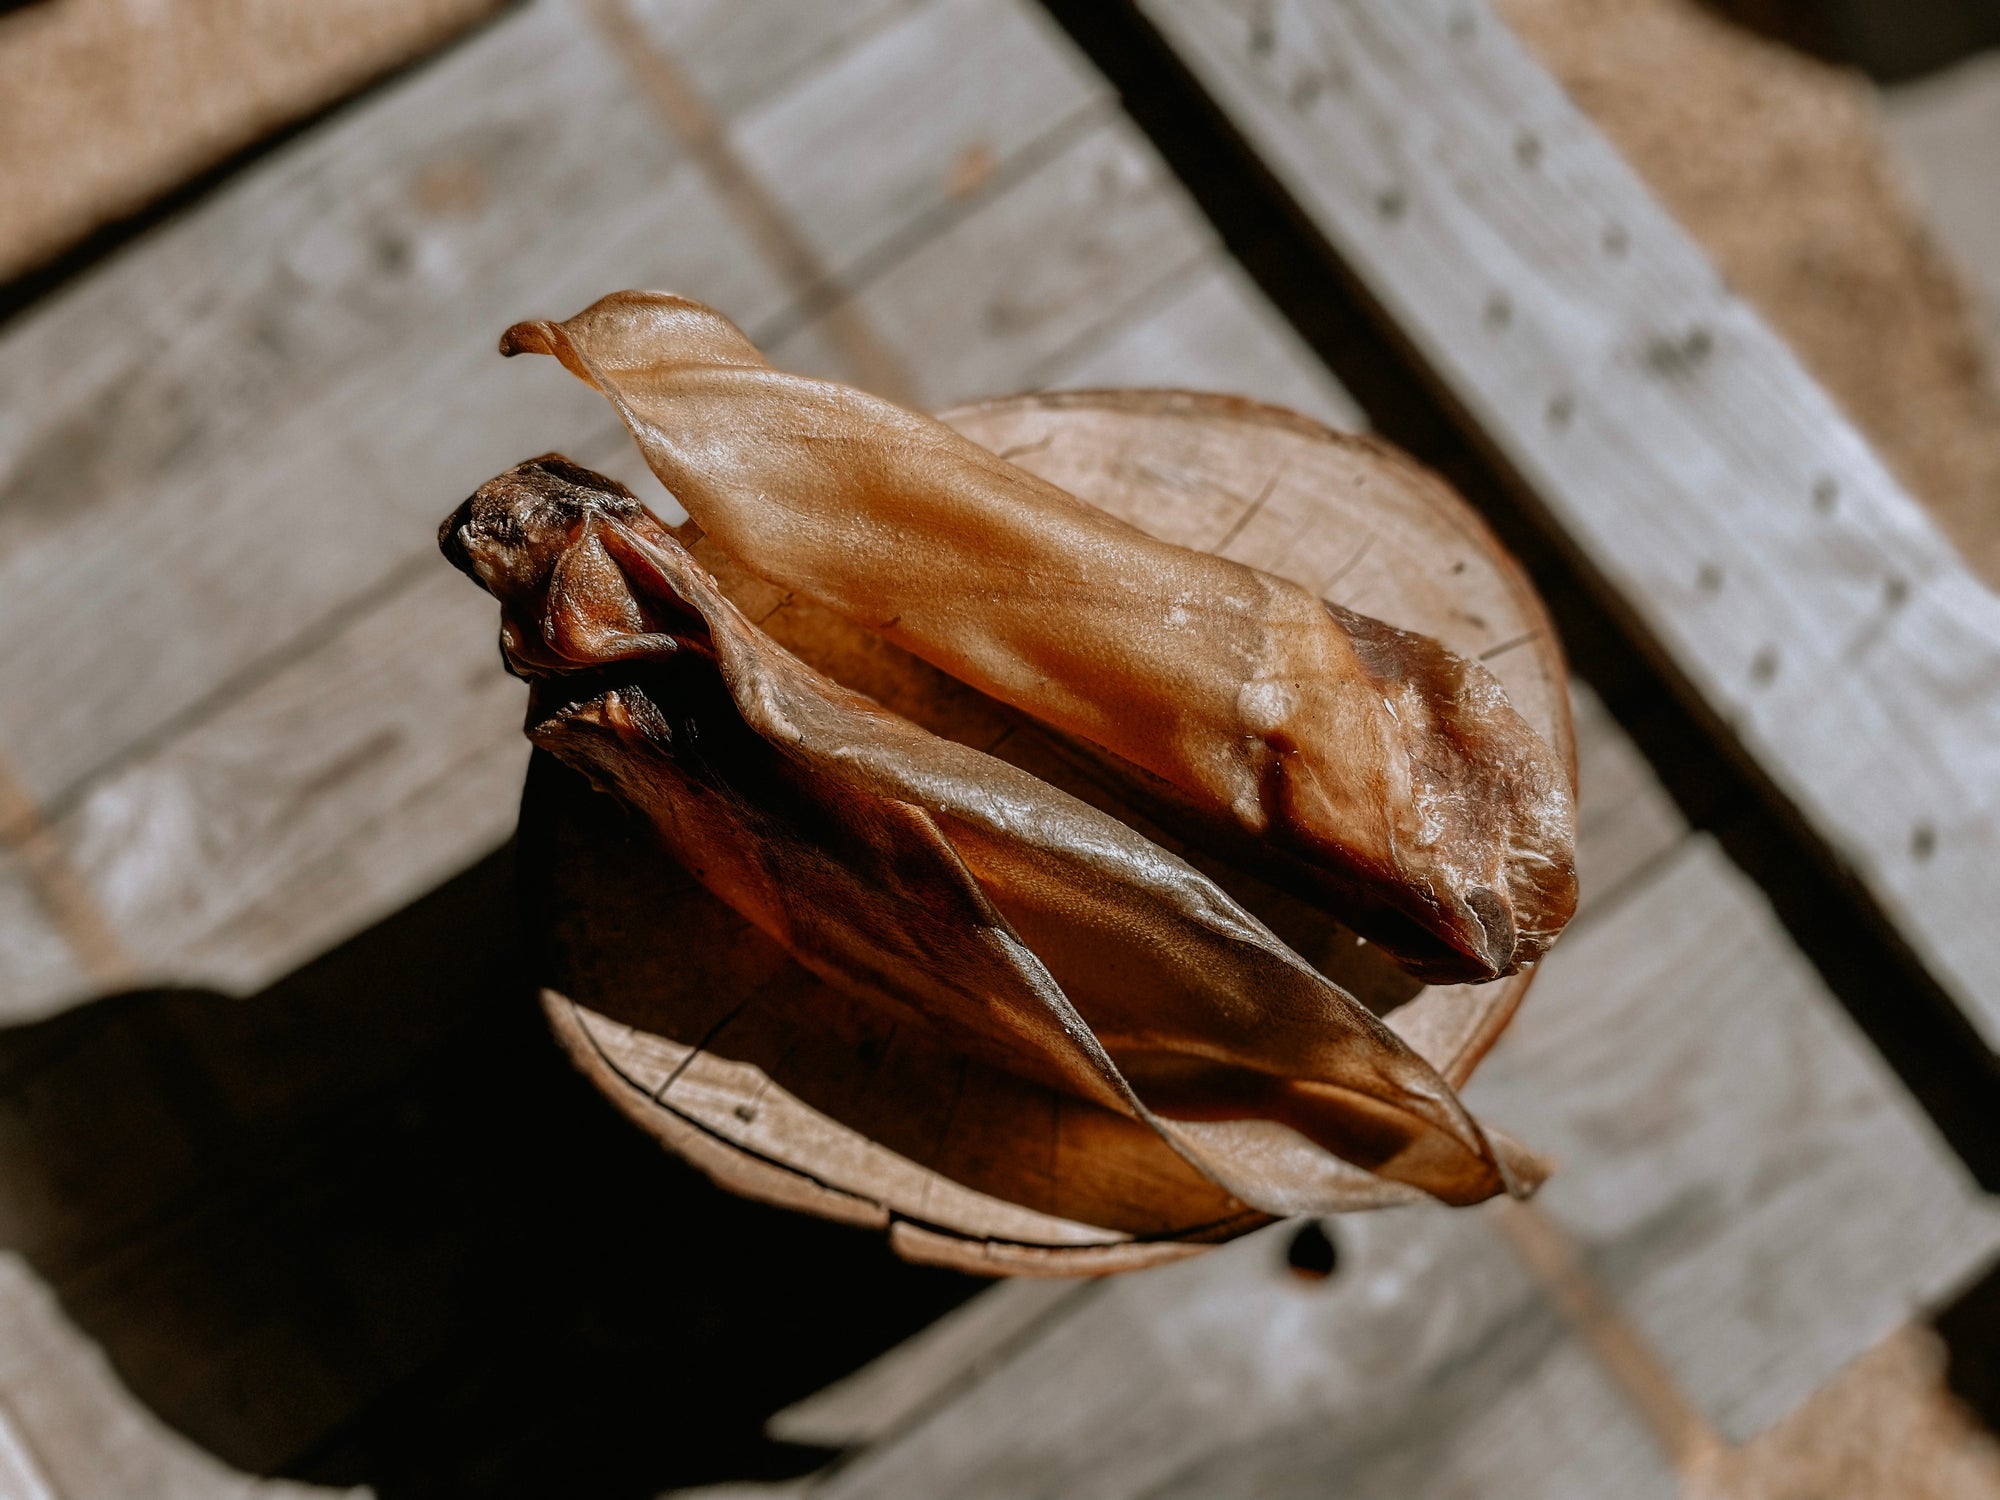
[1139,0,2000,1050]
[767,1278,1089,1448]
[0,856,85,1023]
[809,1209,1674,1500]
[1141,1313,1680,1500]
[0,0,764,811]
[625,0,928,118]
[0,1403,54,1500]
[1045,253,1364,431]
[55,567,530,997]
[1465,836,2000,1440]
[732,0,1110,279]
[776,114,1218,407]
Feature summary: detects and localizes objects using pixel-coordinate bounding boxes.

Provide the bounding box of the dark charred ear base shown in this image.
[517,452,642,505]
[438,497,479,579]
[438,453,650,581]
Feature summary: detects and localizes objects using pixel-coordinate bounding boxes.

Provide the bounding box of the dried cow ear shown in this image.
[500,292,1577,983]
[442,458,1545,1214]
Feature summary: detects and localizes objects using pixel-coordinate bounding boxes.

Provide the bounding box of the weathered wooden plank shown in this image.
[0,1402,55,1500]
[0,0,778,812]
[54,568,530,997]
[1138,0,2000,1050]
[1141,1318,1680,1500]
[1464,835,2000,1440]
[776,113,1217,406]
[766,1278,1087,1448]
[1884,52,2000,350]
[810,1208,1673,1499]
[733,0,1109,278]
[1044,253,1364,430]
[625,0,929,117]
[1494,0,2000,601]
[0,855,86,1023]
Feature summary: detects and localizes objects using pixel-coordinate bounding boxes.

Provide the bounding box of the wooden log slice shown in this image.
[523,390,1574,1277]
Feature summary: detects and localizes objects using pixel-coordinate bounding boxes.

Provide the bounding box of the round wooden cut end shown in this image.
[523,390,1573,1276]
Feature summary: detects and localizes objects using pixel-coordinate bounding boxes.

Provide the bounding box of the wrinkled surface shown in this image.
[500,291,1578,982]
[442,457,1543,1213]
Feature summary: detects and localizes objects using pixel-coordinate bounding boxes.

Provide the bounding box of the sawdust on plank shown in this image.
[0,0,505,285]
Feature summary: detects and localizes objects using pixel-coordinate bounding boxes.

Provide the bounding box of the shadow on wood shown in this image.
[1937,1250,2000,1434]
[0,844,981,1498]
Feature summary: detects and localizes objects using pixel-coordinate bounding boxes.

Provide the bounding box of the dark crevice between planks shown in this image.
[0,842,982,1498]
[1937,1251,2000,1434]
[0,0,529,333]
[1032,0,2000,1212]
[1700,0,2000,83]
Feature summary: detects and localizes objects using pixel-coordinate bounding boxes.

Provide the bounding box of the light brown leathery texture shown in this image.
[500,292,1577,983]
[443,457,1543,1212]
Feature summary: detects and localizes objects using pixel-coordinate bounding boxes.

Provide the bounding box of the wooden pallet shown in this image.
[0,0,1996,1494]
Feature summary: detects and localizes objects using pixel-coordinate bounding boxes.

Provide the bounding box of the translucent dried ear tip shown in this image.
[498,320,556,358]
[1463,884,1517,974]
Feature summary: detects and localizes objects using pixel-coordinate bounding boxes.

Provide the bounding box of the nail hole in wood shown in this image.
[1602,223,1630,257]
[1484,292,1512,330]
[1813,476,1839,513]
[1515,131,1543,168]
[1750,646,1780,686]
[733,1102,758,1123]
[1375,186,1408,222]
[1286,1219,1340,1280]
[1883,575,1909,608]
[1644,326,1713,378]
[1697,562,1723,594]
[1545,392,1574,428]
[1912,822,1938,861]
